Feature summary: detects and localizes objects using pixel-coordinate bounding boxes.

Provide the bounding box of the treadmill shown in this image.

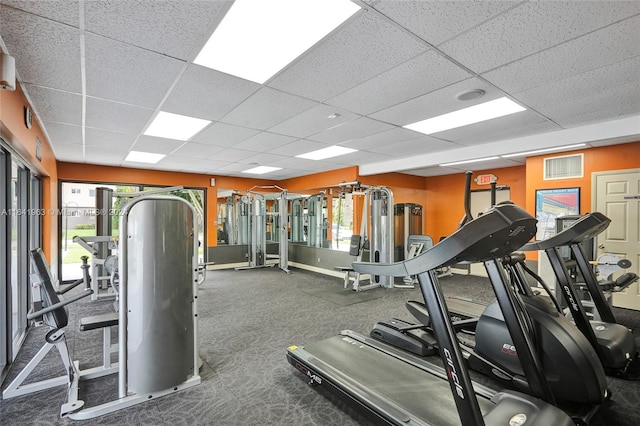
[522,212,638,376]
[287,203,574,426]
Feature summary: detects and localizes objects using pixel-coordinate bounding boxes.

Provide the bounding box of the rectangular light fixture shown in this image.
[405,97,526,135]
[241,166,282,174]
[500,143,587,158]
[194,0,360,84]
[296,145,357,160]
[144,111,211,141]
[440,156,500,167]
[124,151,166,164]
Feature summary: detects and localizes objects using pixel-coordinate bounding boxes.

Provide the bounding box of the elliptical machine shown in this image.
[370,172,609,422]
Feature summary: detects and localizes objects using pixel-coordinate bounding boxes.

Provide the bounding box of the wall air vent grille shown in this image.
[543,153,583,180]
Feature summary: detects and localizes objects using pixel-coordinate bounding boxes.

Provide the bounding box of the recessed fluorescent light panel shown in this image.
[296,145,357,160]
[405,97,526,135]
[144,111,211,141]
[242,166,282,174]
[124,151,166,164]
[194,0,361,83]
[500,143,587,158]
[440,156,500,167]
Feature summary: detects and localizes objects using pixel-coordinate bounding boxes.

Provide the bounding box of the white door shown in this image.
[468,188,511,276]
[593,169,640,310]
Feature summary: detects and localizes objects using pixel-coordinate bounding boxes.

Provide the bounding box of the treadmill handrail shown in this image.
[352,203,537,277]
[521,212,610,251]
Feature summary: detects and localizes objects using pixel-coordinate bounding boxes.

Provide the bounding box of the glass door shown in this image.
[0,148,9,376]
[10,162,29,358]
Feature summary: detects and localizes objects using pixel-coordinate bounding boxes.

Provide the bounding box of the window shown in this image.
[60,183,207,282]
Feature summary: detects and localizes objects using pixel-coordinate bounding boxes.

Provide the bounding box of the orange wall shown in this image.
[424,166,526,239]
[0,82,58,264]
[525,142,640,214]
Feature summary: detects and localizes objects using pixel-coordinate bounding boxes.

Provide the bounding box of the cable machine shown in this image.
[236,186,289,273]
[337,182,395,291]
[306,192,325,248]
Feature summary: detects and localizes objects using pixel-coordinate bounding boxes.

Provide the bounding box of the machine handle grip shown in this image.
[27,289,94,320]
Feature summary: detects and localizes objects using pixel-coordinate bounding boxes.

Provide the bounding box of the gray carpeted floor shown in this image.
[1,267,639,425]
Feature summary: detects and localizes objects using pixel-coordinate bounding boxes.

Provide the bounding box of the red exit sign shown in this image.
[475,174,497,185]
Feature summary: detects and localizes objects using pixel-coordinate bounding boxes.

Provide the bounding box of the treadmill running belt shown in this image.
[290,334,492,425]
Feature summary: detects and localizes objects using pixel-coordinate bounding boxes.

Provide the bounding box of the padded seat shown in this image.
[79,312,119,331]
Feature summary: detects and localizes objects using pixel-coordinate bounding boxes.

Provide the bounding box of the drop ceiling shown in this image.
[1,0,639,179]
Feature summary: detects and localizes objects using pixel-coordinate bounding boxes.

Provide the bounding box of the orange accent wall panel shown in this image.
[1,81,58,263]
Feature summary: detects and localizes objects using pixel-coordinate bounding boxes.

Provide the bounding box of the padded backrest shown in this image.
[30,248,68,329]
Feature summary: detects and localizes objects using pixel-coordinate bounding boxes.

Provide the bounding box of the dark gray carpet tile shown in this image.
[3,267,640,425]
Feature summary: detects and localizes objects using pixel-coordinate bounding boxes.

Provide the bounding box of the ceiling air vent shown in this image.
[543,153,584,180]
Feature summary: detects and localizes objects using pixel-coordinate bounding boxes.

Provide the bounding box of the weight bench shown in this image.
[335,235,380,291]
[2,248,119,417]
[598,272,639,293]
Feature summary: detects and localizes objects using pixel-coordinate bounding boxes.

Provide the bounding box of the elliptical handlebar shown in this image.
[458,171,474,228]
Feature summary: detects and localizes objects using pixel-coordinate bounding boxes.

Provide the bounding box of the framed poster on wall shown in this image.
[535,187,580,241]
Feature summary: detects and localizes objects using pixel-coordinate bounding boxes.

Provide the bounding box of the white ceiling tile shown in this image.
[329,150,392,165]
[5,0,640,180]
[209,148,257,162]
[440,1,640,73]
[84,33,184,108]
[156,154,203,168]
[371,77,500,126]
[326,50,472,115]
[50,142,84,162]
[372,0,516,45]
[162,64,260,121]
[238,152,289,166]
[217,162,255,173]
[268,10,428,101]
[220,87,317,130]
[370,136,460,157]
[42,122,82,145]
[233,132,296,153]
[483,15,640,94]
[1,1,80,26]
[513,56,640,114]
[267,140,331,157]
[189,159,233,173]
[192,122,260,147]
[0,6,81,92]
[85,128,137,150]
[170,142,224,158]
[267,157,343,173]
[268,104,359,138]
[84,146,128,165]
[342,127,422,151]
[85,97,154,133]
[434,111,561,145]
[24,84,82,125]
[131,135,185,154]
[308,117,394,144]
[535,82,640,128]
[84,0,231,61]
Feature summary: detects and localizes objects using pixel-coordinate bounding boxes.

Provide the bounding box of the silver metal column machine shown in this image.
[307,193,324,248]
[367,187,394,288]
[119,195,200,398]
[290,199,304,242]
